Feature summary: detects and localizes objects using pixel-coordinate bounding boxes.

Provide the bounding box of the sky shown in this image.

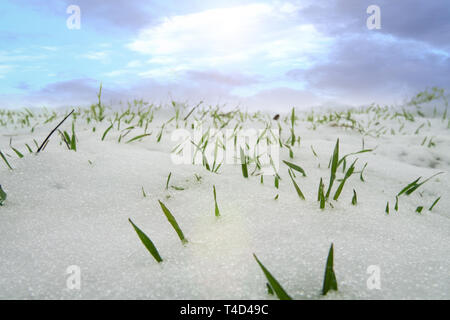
[0,0,449,110]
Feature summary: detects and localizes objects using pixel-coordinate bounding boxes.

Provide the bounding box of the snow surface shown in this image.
[0,104,449,299]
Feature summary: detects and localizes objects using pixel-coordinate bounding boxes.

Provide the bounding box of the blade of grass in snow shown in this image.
[352,189,357,205]
[266,283,274,295]
[0,151,13,170]
[213,185,220,217]
[322,243,338,295]
[416,206,424,214]
[102,123,113,141]
[126,133,152,144]
[25,143,33,153]
[253,254,292,300]
[333,159,357,201]
[429,197,440,211]
[398,172,444,196]
[165,172,172,190]
[386,202,390,214]
[128,218,163,263]
[0,185,7,205]
[240,147,248,178]
[359,163,368,182]
[158,200,188,245]
[37,109,74,153]
[10,147,23,158]
[283,160,306,176]
[288,169,305,200]
[394,196,399,211]
[326,139,339,199]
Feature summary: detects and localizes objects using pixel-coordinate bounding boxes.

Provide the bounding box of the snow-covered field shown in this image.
[1,94,449,299]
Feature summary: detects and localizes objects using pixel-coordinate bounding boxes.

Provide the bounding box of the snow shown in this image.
[0,103,449,299]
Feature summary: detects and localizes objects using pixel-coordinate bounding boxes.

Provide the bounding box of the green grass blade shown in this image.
[165,172,172,190]
[283,160,306,176]
[333,159,357,201]
[11,147,24,158]
[404,172,443,195]
[158,200,188,244]
[352,189,357,205]
[128,218,163,263]
[25,143,33,153]
[253,254,292,300]
[397,177,421,196]
[213,185,220,217]
[288,169,305,200]
[326,139,339,198]
[240,147,248,178]
[102,123,113,141]
[126,133,152,144]
[0,151,13,170]
[429,197,441,211]
[0,185,7,205]
[322,243,338,295]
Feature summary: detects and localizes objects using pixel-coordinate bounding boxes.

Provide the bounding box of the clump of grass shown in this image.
[128,218,163,263]
[0,185,7,205]
[397,172,443,196]
[60,122,77,151]
[213,185,220,217]
[37,109,74,153]
[322,243,338,295]
[253,254,292,300]
[158,200,188,245]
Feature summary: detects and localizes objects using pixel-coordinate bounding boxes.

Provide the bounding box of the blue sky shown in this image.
[0,0,449,110]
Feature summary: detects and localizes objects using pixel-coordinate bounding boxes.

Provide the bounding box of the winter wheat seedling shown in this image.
[253,254,292,300]
[429,197,440,211]
[0,151,13,170]
[158,200,188,245]
[288,169,305,200]
[128,218,163,263]
[0,185,6,205]
[322,243,338,295]
[213,185,220,217]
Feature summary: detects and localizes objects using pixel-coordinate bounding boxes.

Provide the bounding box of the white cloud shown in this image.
[127,2,332,80]
[80,51,108,60]
[0,65,13,78]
